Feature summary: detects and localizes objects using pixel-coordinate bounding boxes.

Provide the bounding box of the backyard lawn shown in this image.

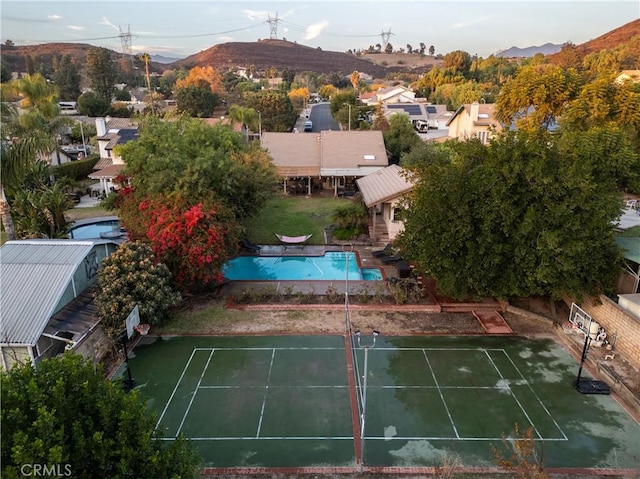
[242,196,355,245]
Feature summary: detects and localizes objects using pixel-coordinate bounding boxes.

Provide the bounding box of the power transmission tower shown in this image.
[119,24,134,67]
[266,12,281,40]
[380,29,392,48]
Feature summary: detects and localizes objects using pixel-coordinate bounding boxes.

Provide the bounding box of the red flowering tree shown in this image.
[120,194,239,291]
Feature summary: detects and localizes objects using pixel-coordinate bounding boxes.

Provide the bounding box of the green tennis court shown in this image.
[127,335,640,471]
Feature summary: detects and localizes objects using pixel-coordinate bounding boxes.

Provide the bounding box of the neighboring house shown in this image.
[361,85,416,106]
[615,70,640,84]
[43,147,75,167]
[261,130,388,196]
[356,164,414,242]
[446,102,503,144]
[88,117,139,195]
[615,237,640,294]
[0,239,119,370]
[383,103,452,139]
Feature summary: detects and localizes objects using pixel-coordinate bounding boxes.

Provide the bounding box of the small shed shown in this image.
[0,239,119,370]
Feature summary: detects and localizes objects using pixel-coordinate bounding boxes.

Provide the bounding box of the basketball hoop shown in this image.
[134,323,150,336]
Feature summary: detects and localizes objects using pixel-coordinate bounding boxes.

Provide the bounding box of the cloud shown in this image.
[452,15,493,29]
[99,16,120,31]
[244,9,270,21]
[303,21,329,41]
[66,25,85,31]
[48,15,62,21]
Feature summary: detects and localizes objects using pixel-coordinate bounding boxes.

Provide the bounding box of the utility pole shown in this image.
[266,12,281,40]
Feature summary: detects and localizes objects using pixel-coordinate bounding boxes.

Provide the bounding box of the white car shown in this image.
[304,120,313,132]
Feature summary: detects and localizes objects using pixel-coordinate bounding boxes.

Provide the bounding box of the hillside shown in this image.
[548,18,640,61]
[170,39,398,78]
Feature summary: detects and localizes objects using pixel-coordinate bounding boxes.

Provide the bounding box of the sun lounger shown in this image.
[380,254,402,264]
[274,234,313,245]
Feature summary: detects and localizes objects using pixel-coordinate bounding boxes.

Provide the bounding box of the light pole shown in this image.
[343,103,352,131]
[354,329,379,470]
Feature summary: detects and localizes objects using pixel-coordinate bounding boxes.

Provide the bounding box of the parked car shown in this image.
[66,192,81,204]
[304,120,313,132]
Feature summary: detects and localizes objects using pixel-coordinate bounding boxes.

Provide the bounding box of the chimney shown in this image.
[95,118,106,137]
[470,102,479,122]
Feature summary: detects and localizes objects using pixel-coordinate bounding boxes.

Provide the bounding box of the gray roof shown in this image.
[356,164,414,207]
[0,240,97,346]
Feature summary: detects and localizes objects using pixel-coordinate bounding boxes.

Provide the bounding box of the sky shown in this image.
[2,1,639,60]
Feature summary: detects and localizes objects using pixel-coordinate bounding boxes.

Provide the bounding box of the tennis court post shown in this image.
[354,329,380,471]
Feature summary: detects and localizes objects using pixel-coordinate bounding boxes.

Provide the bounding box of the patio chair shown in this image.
[240,237,261,253]
[625,199,638,210]
[372,244,393,258]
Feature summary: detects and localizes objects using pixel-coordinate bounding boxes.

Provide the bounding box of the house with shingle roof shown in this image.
[261,130,388,196]
[0,239,119,370]
[361,85,416,106]
[89,117,139,195]
[356,164,414,242]
[446,102,503,144]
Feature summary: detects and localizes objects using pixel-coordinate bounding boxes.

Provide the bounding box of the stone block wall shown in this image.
[580,295,640,370]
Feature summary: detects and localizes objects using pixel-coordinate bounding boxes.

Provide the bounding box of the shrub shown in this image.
[94,242,182,339]
[52,155,100,181]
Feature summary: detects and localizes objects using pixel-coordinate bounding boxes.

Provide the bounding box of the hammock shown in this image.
[274,233,313,245]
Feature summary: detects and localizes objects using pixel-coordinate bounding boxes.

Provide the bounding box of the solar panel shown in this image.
[426,106,437,114]
[387,105,404,109]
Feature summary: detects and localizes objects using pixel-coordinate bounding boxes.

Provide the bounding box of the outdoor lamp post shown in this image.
[343,103,352,131]
[354,329,380,470]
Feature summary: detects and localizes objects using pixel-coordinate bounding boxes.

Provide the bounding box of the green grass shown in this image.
[153,301,254,335]
[64,205,113,222]
[616,225,640,237]
[242,196,354,245]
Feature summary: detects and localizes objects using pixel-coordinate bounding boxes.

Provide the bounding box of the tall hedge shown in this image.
[52,155,99,181]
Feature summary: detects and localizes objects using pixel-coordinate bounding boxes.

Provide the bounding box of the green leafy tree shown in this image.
[243,89,297,132]
[117,116,279,221]
[443,50,472,76]
[95,242,182,338]
[52,55,81,101]
[1,60,13,83]
[86,47,118,104]
[175,84,219,117]
[329,90,358,128]
[77,91,110,116]
[1,354,201,479]
[398,131,621,300]
[495,64,582,131]
[383,114,421,164]
[1,74,67,240]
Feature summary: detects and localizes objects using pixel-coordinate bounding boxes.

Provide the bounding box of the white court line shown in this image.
[156,435,567,442]
[422,349,460,439]
[502,350,568,440]
[192,347,343,351]
[175,349,215,437]
[255,348,276,438]
[155,348,198,430]
[484,349,543,440]
[157,436,354,441]
[199,385,348,389]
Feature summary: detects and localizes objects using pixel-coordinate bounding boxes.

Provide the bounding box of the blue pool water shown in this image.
[223,252,383,281]
[69,220,122,239]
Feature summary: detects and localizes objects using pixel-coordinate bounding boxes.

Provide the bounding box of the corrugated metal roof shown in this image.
[356,164,414,207]
[0,241,95,346]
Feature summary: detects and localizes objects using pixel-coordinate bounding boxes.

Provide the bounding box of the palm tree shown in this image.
[228,105,259,142]
[1,74,63,240]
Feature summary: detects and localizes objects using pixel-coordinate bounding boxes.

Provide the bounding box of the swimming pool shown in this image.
[69,219,125,239]
[223,252,383,281]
